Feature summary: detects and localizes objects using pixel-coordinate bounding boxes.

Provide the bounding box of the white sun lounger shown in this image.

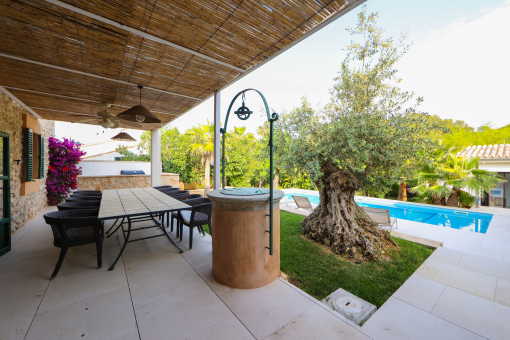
[362,207,398,230]
[292,195,314,211]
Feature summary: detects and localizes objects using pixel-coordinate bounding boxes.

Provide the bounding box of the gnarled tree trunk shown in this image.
[302,161,396,260]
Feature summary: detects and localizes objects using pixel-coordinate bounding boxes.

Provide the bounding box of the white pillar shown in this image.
[151,128,162,187]
[213,91,221,190]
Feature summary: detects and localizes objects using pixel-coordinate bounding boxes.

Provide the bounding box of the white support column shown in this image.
[151,128,162,187]
[213,91,221,190]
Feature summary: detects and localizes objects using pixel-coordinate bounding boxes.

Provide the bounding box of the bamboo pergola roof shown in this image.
[0,0,358,130]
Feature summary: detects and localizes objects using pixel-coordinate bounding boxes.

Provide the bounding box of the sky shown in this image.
[56,0,510,150]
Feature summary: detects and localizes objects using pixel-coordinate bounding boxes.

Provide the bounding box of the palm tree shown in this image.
[187,121,215,192]
[411,163,450,205]
[443,154,504,207]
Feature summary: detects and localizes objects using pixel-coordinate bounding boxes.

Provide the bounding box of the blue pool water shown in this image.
[283,193,493,233]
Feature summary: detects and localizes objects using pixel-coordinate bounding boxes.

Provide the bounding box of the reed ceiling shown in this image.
[0,0,352,130]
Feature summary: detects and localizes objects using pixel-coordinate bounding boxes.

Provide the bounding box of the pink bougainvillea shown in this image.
[46,137,86,205]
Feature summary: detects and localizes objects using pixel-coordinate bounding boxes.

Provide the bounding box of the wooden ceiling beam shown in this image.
[0,52,201,101]
[3,86,178,116]
[42,0,247,73]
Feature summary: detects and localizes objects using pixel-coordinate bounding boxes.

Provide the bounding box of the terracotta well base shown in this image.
[211,206,281,289]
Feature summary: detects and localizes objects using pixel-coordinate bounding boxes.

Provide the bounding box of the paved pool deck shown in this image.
[1,201,509,339]
[282,199,510,339]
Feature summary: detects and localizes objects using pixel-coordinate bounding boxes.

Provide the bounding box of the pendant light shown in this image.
[117,85,161,123]
[111,132,136,142]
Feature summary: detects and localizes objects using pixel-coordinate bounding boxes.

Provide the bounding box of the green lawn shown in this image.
[280,211,433,308]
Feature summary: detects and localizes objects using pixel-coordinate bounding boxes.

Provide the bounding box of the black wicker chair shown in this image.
[57,202,100,211]
[163,194,202,229]
[178,198,212,249]
[43,209,104,280]
[72,190,102,196]
[66,196,101,203]
[154,185,174,190]
[166,190,190,197]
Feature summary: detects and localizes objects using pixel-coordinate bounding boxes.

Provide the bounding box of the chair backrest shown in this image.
[156,186,177,191]
[174,194,202,201]
[185,197,211,207]
[72,191,102,196]
[362,207,391,225]
[66,197,101,204]
[44,209,101,246]
[292,195,313,210]
[69,192,103,200]
[190,200,212,224]
[167,190,190,197]
[58,202,100,211]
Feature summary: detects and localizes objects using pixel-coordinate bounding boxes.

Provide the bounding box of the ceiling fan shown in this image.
[68,103,142,129]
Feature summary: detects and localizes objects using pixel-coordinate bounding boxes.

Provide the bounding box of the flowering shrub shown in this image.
[46,137,86,205]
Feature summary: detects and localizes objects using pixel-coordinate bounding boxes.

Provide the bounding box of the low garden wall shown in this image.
[77,173,179,191]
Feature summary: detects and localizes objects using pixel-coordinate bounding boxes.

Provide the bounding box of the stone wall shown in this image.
[77,173,179,191]
[0,92,55,233]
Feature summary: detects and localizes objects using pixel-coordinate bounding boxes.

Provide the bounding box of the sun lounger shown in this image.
[362,207,398,230]
[292,195,314,211]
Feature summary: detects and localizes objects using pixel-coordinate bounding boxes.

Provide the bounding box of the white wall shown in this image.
[80,160,151,176]
[479,160,510,173]
[85,152,125,161]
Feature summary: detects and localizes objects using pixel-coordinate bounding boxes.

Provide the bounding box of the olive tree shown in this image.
[276,8,439,260]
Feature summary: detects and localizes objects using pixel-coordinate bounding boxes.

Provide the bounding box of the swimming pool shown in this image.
[283,191,493,233]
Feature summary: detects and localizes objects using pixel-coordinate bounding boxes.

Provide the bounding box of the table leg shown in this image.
[151,214,183,253]
[108,217,131,271]
[107,217,125,238]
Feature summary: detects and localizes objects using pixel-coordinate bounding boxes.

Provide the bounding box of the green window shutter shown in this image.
[38,134,44,179]
[25,128,33,182]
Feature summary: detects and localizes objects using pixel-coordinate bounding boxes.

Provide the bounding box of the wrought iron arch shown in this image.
[220,88,279,255]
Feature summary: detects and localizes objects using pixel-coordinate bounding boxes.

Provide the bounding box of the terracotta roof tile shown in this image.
[458,144,510,159]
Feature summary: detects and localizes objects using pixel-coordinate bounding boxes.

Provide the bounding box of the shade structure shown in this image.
[111,132,136,142]
[117,105,161,124]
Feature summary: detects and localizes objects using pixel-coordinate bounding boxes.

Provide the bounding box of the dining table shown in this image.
[97,187,191,270]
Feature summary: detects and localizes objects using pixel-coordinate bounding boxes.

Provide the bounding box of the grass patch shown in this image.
[280,211,433,308]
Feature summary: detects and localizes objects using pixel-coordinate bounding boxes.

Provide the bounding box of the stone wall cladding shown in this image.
[0,93,55,233]
[77,173,179,191]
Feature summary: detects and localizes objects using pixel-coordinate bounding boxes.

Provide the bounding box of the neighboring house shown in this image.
[458,144,510,208]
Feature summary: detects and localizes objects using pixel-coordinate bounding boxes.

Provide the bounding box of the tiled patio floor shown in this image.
[1,206,370,340]
[3,203,510,339]
[282,200,510,340]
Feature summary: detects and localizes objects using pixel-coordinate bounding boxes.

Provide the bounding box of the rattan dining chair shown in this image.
[163,194,202,230]
[72,190,102,196]
[178,198,212,249]
[57,202,100,211]
[66,195,101,202]
[155,185,176,191]
[43,209,104,280]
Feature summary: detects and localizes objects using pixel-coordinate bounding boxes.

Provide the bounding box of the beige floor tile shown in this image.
[417,258,497,300]
[495,278,510,307]
[266,305,370,340]
[127,257,202,303]
[454,242,505,260]
[187,316,255,340]
[432,286,510,340]
[122,239,183,272]
[180,236,213,268]
[134,280,233,340]
[38,265,128,313]
[109,328,140,340]
[0,275,49,340]
[427,247,465,266]
[362,297,484,340]
[217,279,316,340]
[392,274,446,312]
[193,260,232,295]
[25,288,137,340]
[56,242,123,277]
[458,252,510,281]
